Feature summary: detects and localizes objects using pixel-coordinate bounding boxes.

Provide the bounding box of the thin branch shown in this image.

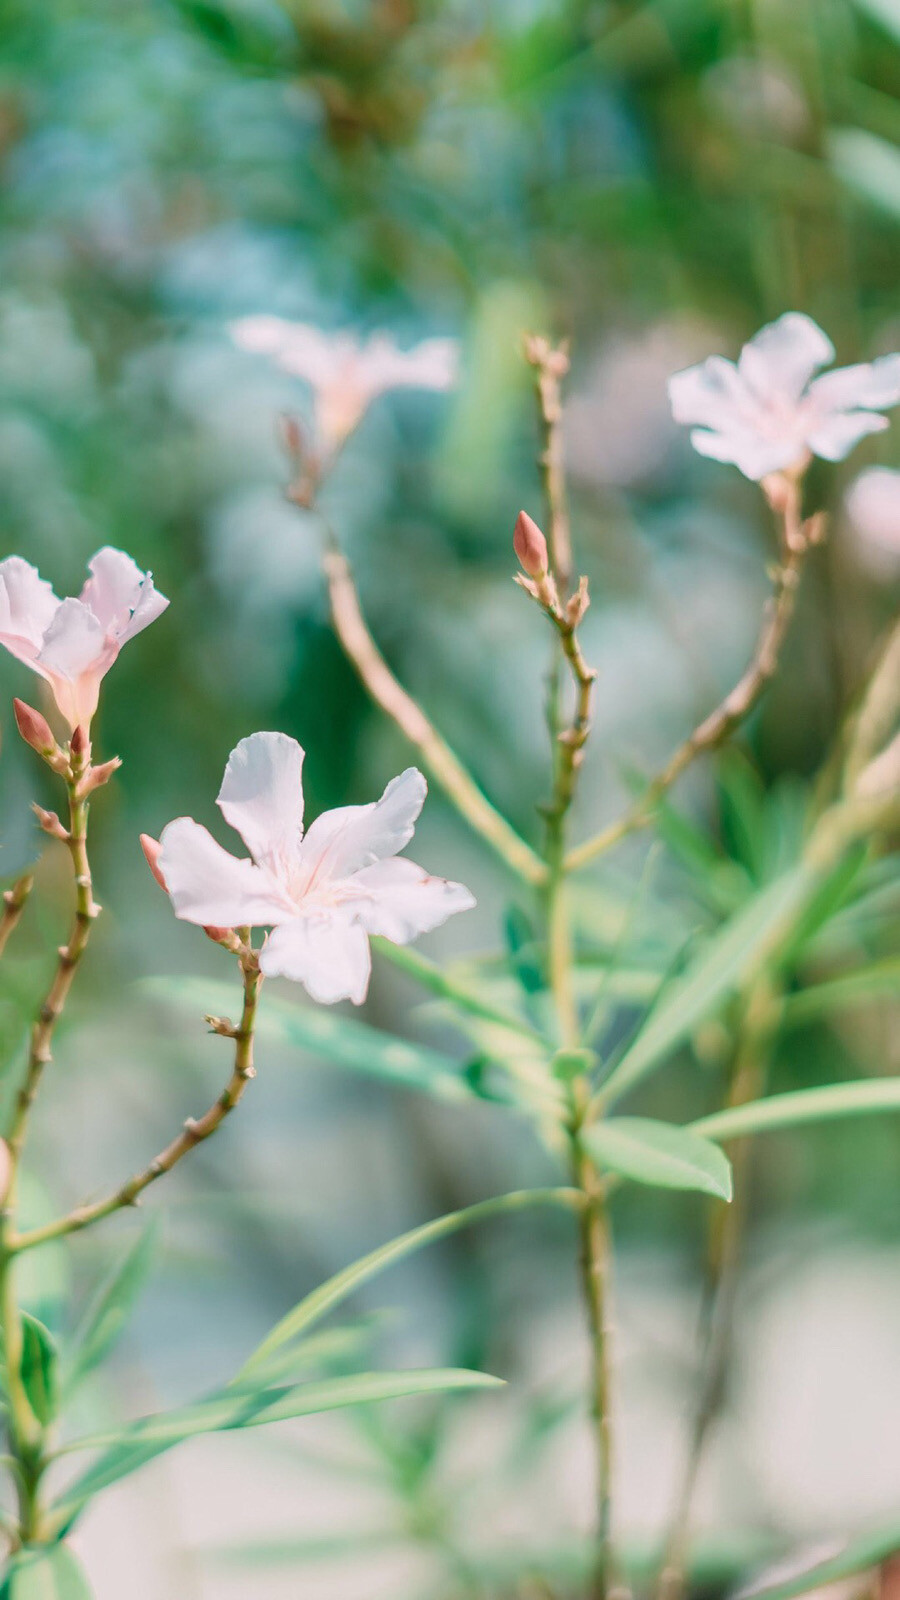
[566,488,819,873]
[0,876,33,961]
[524,335,573,594]
[323,543,547,887]
[10,960,262,1253]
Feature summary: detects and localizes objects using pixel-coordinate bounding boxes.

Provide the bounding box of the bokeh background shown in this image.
[0,0,900,1594]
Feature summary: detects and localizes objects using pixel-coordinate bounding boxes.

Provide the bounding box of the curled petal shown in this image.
[260,914,372,1005]
[298,768,427,887]
[158,818,296,928]
[217,731,305,870]
[0,556,61,665]
[348,858,476,943]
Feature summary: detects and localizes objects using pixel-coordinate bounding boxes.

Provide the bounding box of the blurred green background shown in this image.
[1,0,900,1594]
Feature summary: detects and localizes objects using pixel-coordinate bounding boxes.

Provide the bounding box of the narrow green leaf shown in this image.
[732,1524,900,1600]
[53,1369,502,1522]
[63,1225,157,1398]
[20,1315,58,1428]
[145,977,477,1103]
[234,1188,580,1384]
[6,1544,93,1600]
[690,1078,900,1144]
[781,958,900,1029]
[601,867,812,1105]
[373,936,547,1043]
[583,1118,732,1200]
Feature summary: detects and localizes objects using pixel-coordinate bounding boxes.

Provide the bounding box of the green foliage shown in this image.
[583,1117,733,1200]
[2,1546,93,1600]
[19,1314,58,1429]
[62,1226,157,1399]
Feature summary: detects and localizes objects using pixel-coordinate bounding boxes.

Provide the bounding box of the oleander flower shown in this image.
[0,548,168,731]
[668,313,900,481]
[152,731,475,1005]
[229,316,458,455]
[844,467,900,578]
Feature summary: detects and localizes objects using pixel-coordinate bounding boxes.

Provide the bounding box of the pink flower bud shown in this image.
[77,757,122,797]
[513,511,549,579]
[140,833,167,892]
[13,699,63,766]
[32,804,69,841]
[70,724,90,762]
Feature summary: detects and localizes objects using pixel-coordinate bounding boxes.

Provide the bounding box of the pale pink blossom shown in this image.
[229,316,458,455]
[156,732,475,1005]
[669,313,900,480]
[844,467,900,577]
[0,548,168,731]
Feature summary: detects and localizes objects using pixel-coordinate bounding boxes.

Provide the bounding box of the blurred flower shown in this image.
[154,731,475,1005]
[229,316,458,458]
[669,313,900,480]
[0,548,168,732]
[844,467,900,578]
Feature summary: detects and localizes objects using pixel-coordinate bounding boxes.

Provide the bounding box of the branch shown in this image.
[323,544,547,886]
[0,876,33,961]
[10,959,262,1253]
[566,488,819,873]
[524,334,573,594]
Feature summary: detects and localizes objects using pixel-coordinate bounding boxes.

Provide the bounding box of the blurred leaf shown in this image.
[53,1369,502,1523]
[782,957,900,1028]
[601,867,812,1104]
[234,1187,579,1384]
[63,1225,158,1399]
[830,127,900,220]
[691,1078,900,1144]
[20,1314,58,1428]
[146,977,478,1103]
[371,937,548,1043]
[4,1544,93,1599]
[583,1117,732,1200]
[502,906,545,998]
[732,1526,900,1600]
[851,0,900,42]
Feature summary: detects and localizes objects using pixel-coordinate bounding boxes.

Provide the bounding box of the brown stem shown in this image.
[323,543,547,886]
[566,490,815,873]
[525,335,573,594]
[10,959,262,1253]
[0,876,33,961]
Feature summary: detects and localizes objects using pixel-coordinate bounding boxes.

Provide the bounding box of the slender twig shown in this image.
[10,958,262,1254]
[0,876,33,962]
[524,335,573,595]
[323,543,547,886]
[565,485,819,873]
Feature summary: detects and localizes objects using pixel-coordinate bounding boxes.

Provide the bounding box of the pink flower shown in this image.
[156,732,475,1005]
[844,467,900,577]
[668,313,900,481]
[229,316,458,455]
[0,548,168,731]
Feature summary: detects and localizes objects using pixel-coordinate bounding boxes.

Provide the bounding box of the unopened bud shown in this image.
[140,834,167,892]
[204,1013,236,1037]
[13,700,66,771]
[32,804,69,841]
[77,757,122,798]
[204,924,241,951]
[514,511,549,579]
[566,575,591,628]
[70,725,90,762]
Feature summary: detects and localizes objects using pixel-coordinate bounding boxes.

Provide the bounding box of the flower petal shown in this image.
[357,335,459,398]
[689,426,801,481]
[737,312,834,403]
[230,316,343,387]
[0,557,61,665]
[81,547,169,644]
[807,353,900,413]
[806,410,889,462]
[668,356,748,429]
[260,914,372,1005]
[158,818,297,928]
[36,599,109,680]
[347,858,476,943]
[217,731,305,870]
[297,768,428,887]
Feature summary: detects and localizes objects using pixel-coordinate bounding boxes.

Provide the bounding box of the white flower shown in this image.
[229,316,458,455]
[844,467,900,577]
[668,313,900,480]
[0,547,168,731]
[155,732,475,1005]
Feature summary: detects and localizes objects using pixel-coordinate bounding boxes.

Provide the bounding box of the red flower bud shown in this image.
[70,724,90,760]
[140,834,167,892]
[13,699,64,767]
[513,511,549,579]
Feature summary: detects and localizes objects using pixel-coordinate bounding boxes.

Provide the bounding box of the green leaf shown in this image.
[830,127,900,220]
[53,1369,502,1524]
[20,1315,58,1427]
[690,1077,900,1144]
[145,977,478,1103]
[234,1188,580,1385]
[781,957,900,1029]
[63,1225,157,1398]
[371,936,548,1043]
[732,1523,900,1600]
[5,1544,93,1600]
[600,866,812,1105]
[583,1118,732,1200]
